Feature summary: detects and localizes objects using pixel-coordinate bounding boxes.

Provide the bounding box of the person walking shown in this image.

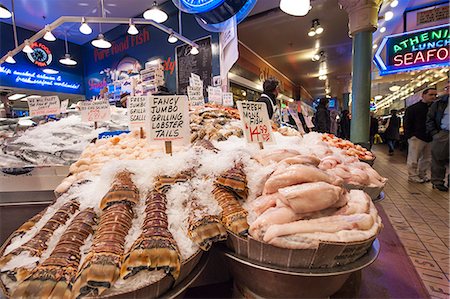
[404,88,437,183]
[384,109,400,156]
[257,78,280,123]
[426,84,449,192]
[339,110,351,139]
[314,98,331,133]
[369,112,379,148]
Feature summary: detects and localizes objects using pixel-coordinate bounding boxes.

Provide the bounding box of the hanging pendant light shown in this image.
[60,32,77,65]
[190,46,199,55]
[280,0,310,17]
[79,17,92,35]
[143,1,168,23]
[0,4,12,18]
[127,19,139,35]
[43,25,56,41]
[308,26,316,37]
[5,52,16,64]
[22,39,34,53]
[92,33,112,49]
[168,34,178,43]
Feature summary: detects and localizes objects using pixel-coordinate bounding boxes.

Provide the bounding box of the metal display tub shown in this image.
[220,239,380,298]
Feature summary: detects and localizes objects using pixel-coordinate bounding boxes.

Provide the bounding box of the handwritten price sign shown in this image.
[28,96,60,117]
[237,101,274,144]
[80,99,111,123]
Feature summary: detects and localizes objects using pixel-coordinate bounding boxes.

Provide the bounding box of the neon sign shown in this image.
[374,24,450,75]
[27,42,53,67]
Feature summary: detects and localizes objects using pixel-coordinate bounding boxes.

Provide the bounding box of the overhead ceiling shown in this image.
[238,0,352,99]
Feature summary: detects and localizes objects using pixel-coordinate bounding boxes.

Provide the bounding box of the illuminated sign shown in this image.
[27,42,53,67]
[374,24,450,75]
[178,0,224,13]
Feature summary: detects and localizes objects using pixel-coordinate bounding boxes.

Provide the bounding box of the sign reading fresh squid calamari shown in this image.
[374,24,450,75]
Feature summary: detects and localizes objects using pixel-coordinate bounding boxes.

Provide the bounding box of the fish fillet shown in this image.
[249,205,298,239]
[279,155,320,167]
[253,149,300,166]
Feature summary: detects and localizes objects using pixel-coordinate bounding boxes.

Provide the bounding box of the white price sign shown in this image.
[237,101,274,144]
[187,86,205,109]
[127,96,147,128]
[207,86,222,105]
[146,95,190,144]
[28,96,60,116]
[222,92,234,107]
[80,99,111,123]
[60,99,69,113]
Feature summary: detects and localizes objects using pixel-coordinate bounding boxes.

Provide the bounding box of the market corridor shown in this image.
[372,145,449,298]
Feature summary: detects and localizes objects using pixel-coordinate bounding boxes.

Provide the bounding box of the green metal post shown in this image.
[350,30,372,145]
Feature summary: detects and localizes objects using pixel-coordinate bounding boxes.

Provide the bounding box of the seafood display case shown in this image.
[0,105,386,298]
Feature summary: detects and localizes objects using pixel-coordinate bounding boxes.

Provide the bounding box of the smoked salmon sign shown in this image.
[374,24,450,75]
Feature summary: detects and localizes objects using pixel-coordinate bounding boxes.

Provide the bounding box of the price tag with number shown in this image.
[80,99,111,123]
[237,101,274,144]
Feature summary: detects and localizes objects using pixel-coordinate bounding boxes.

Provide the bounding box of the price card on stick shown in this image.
[222,92,234,107]
[128,96,147,137]
[60,99,69,114]
[207,86,222,105]
[80,99,111,127]
[28,96,60,116]
[146,95,190,154]
[187,86,205,109]
[237,101,274,148]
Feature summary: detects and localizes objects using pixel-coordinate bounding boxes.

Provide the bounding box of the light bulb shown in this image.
[43,26,56,41]
[128,24,139,35]
[315,24,324,34]
[384,11,394,21]
[91,34,112,49]
[0,4,12,19]
[59,54,77,66]
[190,47,199,55]
[23,40,34,53]
[380,26,386,33]
[389,85,400,92]
[42,68,59,74]
[168,34,178,43]
[390,0,399,8]
[312,53,320,61]
[5,53,15,64]
[319,75,327,80]
[373,44,378,49]
[308,27,316,37]
[79,20,92,35]
[280,0,310,16]
[143,2,168,23]
[374,95,383,100]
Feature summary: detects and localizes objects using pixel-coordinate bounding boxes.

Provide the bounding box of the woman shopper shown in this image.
[384,109,400,156]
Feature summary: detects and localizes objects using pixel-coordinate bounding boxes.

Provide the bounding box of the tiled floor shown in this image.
[372,145,449,299]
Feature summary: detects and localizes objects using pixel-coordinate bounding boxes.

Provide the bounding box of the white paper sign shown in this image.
[128,96,147,128]
[208,86,222,105]
[189,77,203,88]
[237,101,274,144]
[187,86,205,109]
[60,99,69,113]
[222,92,234,107]
[80,99,111,123]
[28,96,60,116]
[146,95,190,144]
[191,73,201,81]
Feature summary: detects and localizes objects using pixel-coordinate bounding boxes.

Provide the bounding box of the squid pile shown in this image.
[72,171,138,298]
[121,190,181,280]
[12,208,97,299]
[0,200,80,284]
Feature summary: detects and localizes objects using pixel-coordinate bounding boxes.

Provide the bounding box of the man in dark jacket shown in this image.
[314,98,330,133]
[426,84,449,191]
[404,88,437,183]
[257,78,279,121]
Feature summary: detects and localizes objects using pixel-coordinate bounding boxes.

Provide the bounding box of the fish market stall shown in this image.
[0,105,385,298]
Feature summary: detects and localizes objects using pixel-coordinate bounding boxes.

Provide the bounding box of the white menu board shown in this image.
[127,96,147,128]
[80,99,111,123]
[237,101,274,144]
[28,96,60,116]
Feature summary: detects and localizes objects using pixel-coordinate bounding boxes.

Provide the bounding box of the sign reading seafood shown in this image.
[146,95,190,144]
[27,96,60,117]
[237,101,274,144]
[127,96,147,128]
[80,99,111,123]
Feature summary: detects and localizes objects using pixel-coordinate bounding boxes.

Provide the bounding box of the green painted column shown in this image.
[350,30,372,145]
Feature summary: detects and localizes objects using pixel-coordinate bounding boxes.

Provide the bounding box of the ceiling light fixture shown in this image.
[8,93,26,100]
[190,46,199,55]
[92,33,111,48]
[168,33,178,43]
[390,0,399,8]
[308,19,324,37]
[374,95,383,100]
[43,25,56,41]
[384,11,394,21]
[5,51,15,64]
[42,68,59,74]
[389,85,400,92]
[22,40,34,53]
[315,23,324,35]
[373,43,378,49]
[380,26,386,33]
[127,18,139,35]
[143,1,168,23]
[308,26,316,37]
[79,17,92,35]
[0,4,12,19]
[319,75,327,80]
[280,0,310,17]
[60,32,77,65]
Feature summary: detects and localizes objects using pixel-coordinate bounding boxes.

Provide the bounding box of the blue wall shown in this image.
[0,22,85,95]
[82,1,220,99]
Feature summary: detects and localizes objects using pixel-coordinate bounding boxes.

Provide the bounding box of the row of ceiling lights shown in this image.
[0,1,199,66]
[373,0,399,49]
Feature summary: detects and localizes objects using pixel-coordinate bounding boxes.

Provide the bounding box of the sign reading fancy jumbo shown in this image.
[374,24,450,75]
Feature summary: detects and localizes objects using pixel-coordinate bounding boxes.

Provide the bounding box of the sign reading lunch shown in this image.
[146,95,190,144]
[237,101,274,144]
[375,24,450,75]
